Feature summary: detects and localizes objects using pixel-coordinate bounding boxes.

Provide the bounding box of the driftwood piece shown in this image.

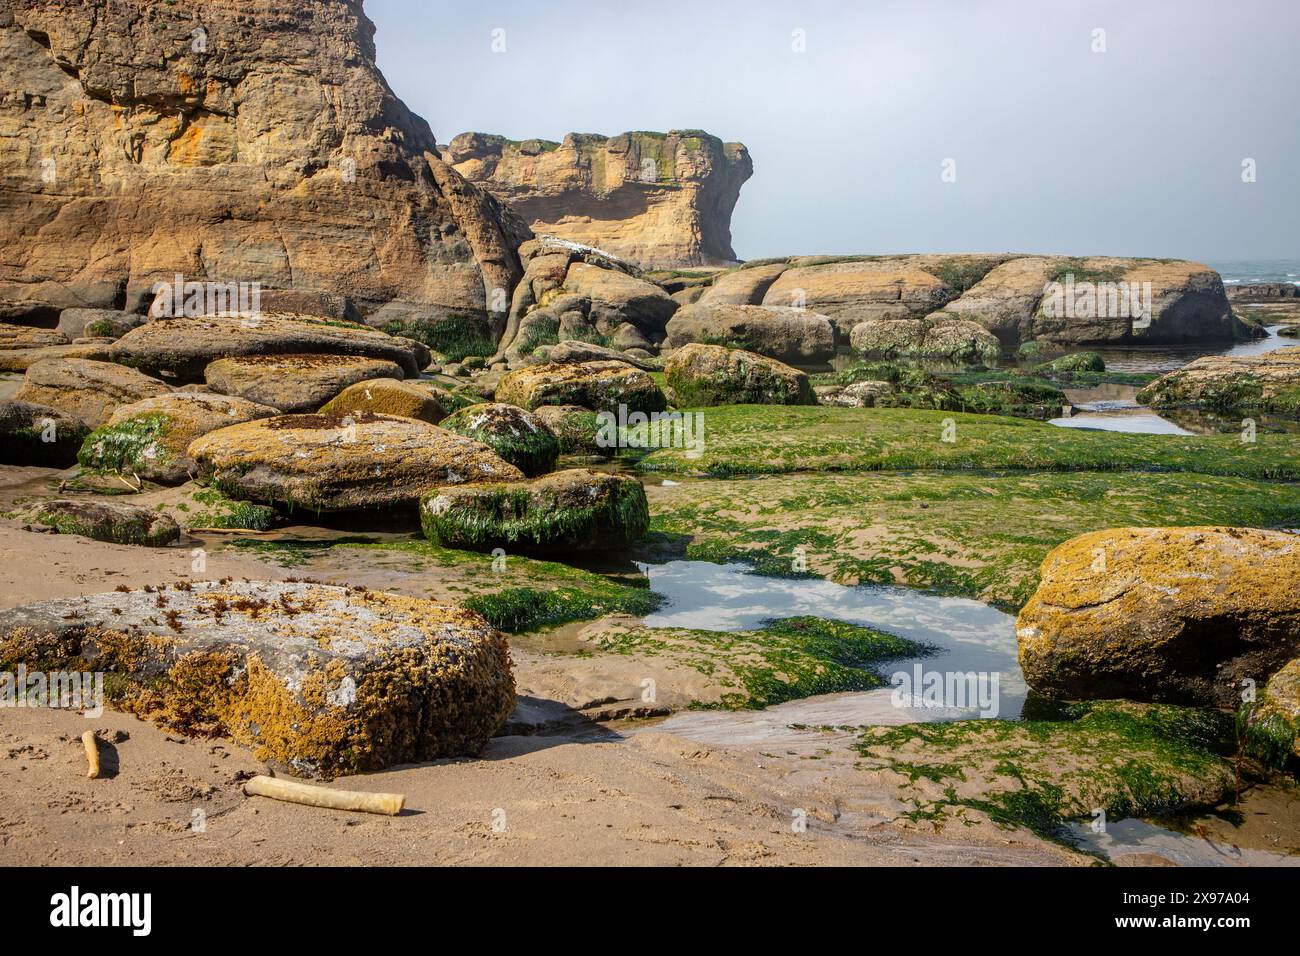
[242,775,405,816]
[82,731,99,779]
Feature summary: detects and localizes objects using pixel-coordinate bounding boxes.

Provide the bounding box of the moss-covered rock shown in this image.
[421,468,649,551]
[664,342,815,406]
[1034,351,1106,376]
[1136,346,1300,414]
[0,581,516,777]
[531,404,608,455]
[204,353,405,413]
[186,488,279,532]
[1243,658,1300,766]
[14,357,171,427]
[496,360,667,415]
[78,391,278,484]
[439,402,560,476]
[0,400,89,467]
[318,377,447,424]
[18,498,180,547]
[1017,527,1300,707]
[849,316,1001,364]
[188,412,523,511]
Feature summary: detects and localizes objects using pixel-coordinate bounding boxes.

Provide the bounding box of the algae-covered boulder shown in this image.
[439,402,560,477]
[421,468,649,551]
[496,360,668,415]
[1136,346,1300,414]
[1034,351,1106,376]
[18,499,180,547]
[79,391,278,484]
[0,400,90,467]
[14,358,171,427]
[318,377,448,424]
[1244,658,1300,765]
[664,343,815,406]
[188,411,523,511]
[109,313,426,380]
[0,581,516,777]
[1017,527,1300,707]
[204,353,405,412]
[820,380,896,408]
[849,316,1001,364]
[532,405,607,455]
[664,303,835,366]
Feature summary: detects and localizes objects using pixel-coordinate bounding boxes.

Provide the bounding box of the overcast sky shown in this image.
[368,0,1298,263]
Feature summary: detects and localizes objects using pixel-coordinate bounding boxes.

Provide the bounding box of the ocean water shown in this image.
[1210,259,1300,285]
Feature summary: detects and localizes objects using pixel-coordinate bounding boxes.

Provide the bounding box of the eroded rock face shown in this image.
[1136,346,1300,414]
[18,498,180,547]
[0,581,517,776]
[664,343,814,406]
[204,353,406,412]
[421,468,649,551]
[0,399,88,466]
[0,0,526,329]
[109,314,426,381]
[495,360,667,415]
[444,130,752,269]
[1017,527,1300,707]
[439,402,560,477]
[14,357,171,427]
[664,303,835,366]
[79,391,278,484]
[188,411,523,511]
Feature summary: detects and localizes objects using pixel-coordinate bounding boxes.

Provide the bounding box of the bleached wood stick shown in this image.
[82,731,100,779]
[242,775,405,816]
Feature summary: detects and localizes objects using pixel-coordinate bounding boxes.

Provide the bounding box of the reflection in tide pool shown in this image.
[1064,817,1300,867]
[639,561,1024,743]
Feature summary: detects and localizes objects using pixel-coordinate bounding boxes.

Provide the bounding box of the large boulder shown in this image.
[559,262,679,331]
[495,360,667,415]
[0,326,67,350]
[17,499,180,547]
[0,400,89,467]
[14,358,171,427]
[0,0,525,330]
[1136,346,1300,414]
[204,353,406,412]
[698,263,791,306]
[0,581,516,777]
[849,316,1001,364]
[109,314,426,381]
[664,343,815,406]
[79,391,278,484]
[56,308,144,341]
[664,303,835,366]
[188,412,523,511]
[531,405,607,456]
[0,342,112,373]
[1017,527,1300,707]
[318,377,448,424]
[762,258,954,321]
[421,468,649,551]
[439,403,560,477]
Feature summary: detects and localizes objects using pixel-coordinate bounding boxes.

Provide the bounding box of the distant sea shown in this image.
[1210,259,1300,286]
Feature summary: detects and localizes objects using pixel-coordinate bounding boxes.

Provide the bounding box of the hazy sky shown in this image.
[369,0,1298,263]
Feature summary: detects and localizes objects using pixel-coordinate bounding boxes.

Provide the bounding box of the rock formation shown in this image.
[443,130,752,269]
[0,0,528,339]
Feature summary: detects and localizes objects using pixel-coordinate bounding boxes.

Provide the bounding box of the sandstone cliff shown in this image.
[0,0,529,336]
[443,130,751,270]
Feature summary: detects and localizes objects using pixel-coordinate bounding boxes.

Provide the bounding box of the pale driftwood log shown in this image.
[82,731,99,779]
[242,775,405,816]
